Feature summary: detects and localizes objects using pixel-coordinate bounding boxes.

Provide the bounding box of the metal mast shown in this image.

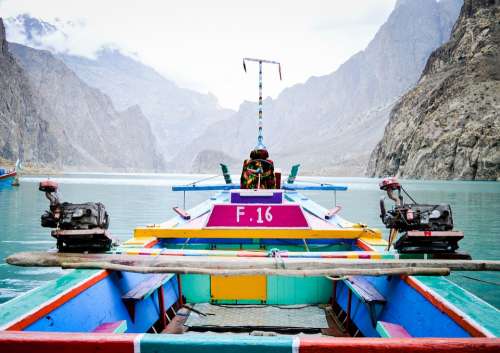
[243,58,282,150]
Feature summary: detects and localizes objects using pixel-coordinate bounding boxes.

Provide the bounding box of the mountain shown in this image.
[5,14,233,167]
[179,0,462,175]
[58,49,234,160]
[0,18,63,166]
[368,0,500,180]
[8,42,165,171]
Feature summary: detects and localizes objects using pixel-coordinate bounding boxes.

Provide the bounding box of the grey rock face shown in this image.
[178,0,462,175]
[9,42,165,171]
[0,18,62,166]
[368,0,500,180]
[58,48,233,162]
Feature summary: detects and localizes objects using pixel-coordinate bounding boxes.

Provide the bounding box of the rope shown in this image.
[458,274,500,286]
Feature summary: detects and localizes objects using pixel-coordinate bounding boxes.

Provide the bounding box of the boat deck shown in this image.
[184,304,329,334]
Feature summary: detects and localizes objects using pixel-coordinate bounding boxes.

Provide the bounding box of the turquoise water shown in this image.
[0,173,498,307]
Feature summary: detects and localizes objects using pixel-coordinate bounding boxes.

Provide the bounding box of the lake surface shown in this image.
[0,173,499,308]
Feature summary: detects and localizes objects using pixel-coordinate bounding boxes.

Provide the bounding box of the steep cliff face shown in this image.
[9,42,165,171]
[368,0,500,180]
[0,18,62,165]
[59,49,233,161]
[178,0,462,175]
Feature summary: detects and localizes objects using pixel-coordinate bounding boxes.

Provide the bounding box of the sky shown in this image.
[0,0,397,109]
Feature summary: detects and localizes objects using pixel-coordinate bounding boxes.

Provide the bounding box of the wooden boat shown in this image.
[1,59,499,352]
[0,168,16,186]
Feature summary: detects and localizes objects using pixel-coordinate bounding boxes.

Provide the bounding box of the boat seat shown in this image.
[92,320,127,333]
[122,274,173,321]
[376,320,412,338]
[343,276,386,326]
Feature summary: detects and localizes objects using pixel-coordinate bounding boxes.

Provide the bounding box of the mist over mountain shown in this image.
[58,49,234,159]
[368,0,500,180]
[178,0,462,175]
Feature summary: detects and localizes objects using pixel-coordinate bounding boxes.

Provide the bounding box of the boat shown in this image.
[0,159,20,187]
[0,59,499,352]
[0,168,16,186]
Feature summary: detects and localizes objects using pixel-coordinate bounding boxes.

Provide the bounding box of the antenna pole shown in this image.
[243,58,282,150]
[258,60,263,148]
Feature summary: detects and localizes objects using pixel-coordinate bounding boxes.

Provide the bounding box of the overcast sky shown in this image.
[0,0,397,109]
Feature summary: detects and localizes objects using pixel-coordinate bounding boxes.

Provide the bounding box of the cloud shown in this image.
[0,0,397,109]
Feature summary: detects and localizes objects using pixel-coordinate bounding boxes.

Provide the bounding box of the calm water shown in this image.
[0,174,499,307]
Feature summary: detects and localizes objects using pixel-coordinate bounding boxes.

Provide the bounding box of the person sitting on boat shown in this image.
[240,149,276,189]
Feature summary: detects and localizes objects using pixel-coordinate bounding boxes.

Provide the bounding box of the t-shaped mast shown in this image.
[243,58,282,150]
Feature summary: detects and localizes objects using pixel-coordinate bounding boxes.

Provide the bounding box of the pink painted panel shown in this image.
[205,204,309,228]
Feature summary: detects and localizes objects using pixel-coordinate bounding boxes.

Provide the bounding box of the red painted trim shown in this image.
[0,171,16,180]
[356,238,375,251]
[403,276,488,337]
[144,239,158,248]
[6,271,109,331]
[0,331,137,353]
[299,337,500,353]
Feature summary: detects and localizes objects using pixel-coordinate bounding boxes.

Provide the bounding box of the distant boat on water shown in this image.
[0,159,20,186]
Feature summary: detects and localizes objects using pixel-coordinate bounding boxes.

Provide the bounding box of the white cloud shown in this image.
[0,0,397,109]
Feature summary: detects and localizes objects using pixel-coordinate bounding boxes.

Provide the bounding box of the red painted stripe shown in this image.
[6,271,109,331]
[144,239,158,248]
[356,239,375,251]
[299,337,500,353]
[403,276,488,337]
[0,331,136,353]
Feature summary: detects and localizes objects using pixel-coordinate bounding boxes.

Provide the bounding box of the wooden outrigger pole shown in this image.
[242,57,282,149]
[7,251,500,276]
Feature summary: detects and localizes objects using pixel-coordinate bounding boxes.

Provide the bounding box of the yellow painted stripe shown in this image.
[134,227,382,239]
[359,235,387,245]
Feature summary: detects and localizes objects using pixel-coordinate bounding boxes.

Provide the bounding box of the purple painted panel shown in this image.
[230,190,283,204]
[205,203,309,228]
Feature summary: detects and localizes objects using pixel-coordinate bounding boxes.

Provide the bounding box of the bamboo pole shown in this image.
[59,261,451,277]
[5,251,500,272]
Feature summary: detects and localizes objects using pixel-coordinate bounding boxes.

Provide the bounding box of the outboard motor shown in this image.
[39,180,113,252]
[379,177,468,258]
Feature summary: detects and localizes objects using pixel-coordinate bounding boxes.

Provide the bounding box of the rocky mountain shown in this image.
[6,14,233,165]
[58,49,234,159]
[179,0,462,175]
[8,42,164,171]
[368,0,499,180]
[0,18,62,166]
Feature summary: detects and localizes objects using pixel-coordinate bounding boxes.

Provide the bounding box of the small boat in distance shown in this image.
[0,163,17,186]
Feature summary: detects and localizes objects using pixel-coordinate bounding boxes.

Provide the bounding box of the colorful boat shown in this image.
[0,168,16,186]
[0,59,499,352]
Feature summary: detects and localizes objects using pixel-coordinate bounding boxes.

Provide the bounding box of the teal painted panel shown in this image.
[416,276,500,337]
[140,333,293,353]
[267,276,332,304]
[0,269,101,329]
[181,274,211,303]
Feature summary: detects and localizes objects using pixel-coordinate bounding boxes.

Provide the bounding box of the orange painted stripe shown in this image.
[6,271,109,331]
[403,276,488,337]
[144,239,158,248]
[356,238,375,251]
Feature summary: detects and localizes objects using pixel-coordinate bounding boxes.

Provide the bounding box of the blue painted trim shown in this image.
[172,184,239,191]
[283,184,347,191]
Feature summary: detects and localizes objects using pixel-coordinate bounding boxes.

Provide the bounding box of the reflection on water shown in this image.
[0,174,499,307]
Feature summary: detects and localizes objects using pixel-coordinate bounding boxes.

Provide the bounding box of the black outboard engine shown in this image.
[379,177,468,258]
[39,180,113,252]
